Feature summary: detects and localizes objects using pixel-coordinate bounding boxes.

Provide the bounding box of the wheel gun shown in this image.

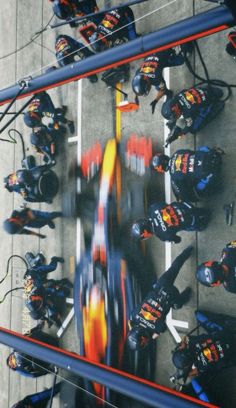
[164,122,182,148]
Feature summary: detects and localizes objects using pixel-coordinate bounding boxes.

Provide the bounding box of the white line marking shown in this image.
[57,307,75,338]
[68,136,79,143]
[163,68,189,343]
[77,80,82,264]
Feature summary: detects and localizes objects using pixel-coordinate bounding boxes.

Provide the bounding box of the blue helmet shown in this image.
[127,326,150,350]
[3,219,22,234]
[132,73,151,96]
[196,261,224,287]
[24,111,41,128]
[89,32,108,53]
[172,348,193,370]
[52,0,73,20]
[131,219,153,241]
[161,98,176,121]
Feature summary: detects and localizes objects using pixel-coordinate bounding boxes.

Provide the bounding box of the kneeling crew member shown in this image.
[152,146,223,201]
[197,240,236,293]
[127,246,193,350]
[24,91,74,134]
[161,86,224,143]
[132,201,209,243]
[132,49,185,112]
[55,34,98,83]
[89,6,137,53]
[172,310,236,380]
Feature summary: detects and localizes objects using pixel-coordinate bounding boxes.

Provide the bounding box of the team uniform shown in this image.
[168,147,222,200]
[135,50,184,92]
[129,247,193,336]
[148,201,208,243]
[220,241,236,293]
[96,7,137,43]
[162,86,224,136]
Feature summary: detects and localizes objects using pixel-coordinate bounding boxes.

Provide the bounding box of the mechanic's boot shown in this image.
[165,89,173,100]
[56,106,67,117]
[61,105,68,115]
[67,120,75,134]
[48,221,55,229]
[51,256,64,264]
[173,287,192,309]
[60,278,73,289]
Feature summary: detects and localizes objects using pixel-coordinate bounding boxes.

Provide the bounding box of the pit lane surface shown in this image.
[0,0,235,407]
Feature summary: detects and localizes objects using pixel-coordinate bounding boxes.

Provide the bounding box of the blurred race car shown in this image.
[73,138,156,406]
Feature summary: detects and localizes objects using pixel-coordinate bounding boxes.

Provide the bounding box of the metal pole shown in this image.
[0,6,234,106]
[0,95,35,134]
[0,326,216,408]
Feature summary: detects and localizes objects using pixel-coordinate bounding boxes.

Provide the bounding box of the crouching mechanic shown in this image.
[24,274,73,327]
[151,146,224,202]
[132,201,209,243]
[24,254,64,285]
[3,207,63,238]
[132,49,185,112]
[50,0,101,26]
[127,246,193,350]
[196,241,236,293]
[7,324,58,377]
[11,383,61,408]
[172,310,236,381]
[161,86,225,145]
[55,34,98,83]
[89,6,138,53]
[30,125,58,164]
[24,91,74,134]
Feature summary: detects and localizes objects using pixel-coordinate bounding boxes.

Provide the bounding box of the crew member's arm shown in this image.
[20,228,46,239]
[166,246,193,274]
[150,80,167,114]
[171,179,188,201]
[175,116,192,135]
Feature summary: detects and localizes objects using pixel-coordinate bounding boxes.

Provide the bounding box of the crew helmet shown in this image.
[152,154,170,173]
[161,99,176,121]
[127,326,150,351]
[3,219,21,234]
[196,261,224,287]
[131,219,153,241]
[132,73,151,96]
[172,348,193,370]
[52,0,73,19]
[89,32,108,53]
[24,111,41,128]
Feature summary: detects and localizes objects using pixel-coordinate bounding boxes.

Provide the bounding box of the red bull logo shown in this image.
[142,66,155,74]
[185,91,195,104]
[161,206,180,227]
[28,100,40,112]
[203,347,213,362]
[103,20,114,29]
[56,39,68,52]
[9,173,18,186]
[174,154,189,174]
[175,155,182,171]
[161,209,172,226]
[140,309,157,322]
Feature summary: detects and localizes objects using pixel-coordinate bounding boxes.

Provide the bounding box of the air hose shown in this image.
[0,254,28,303]
[182,40,235,102]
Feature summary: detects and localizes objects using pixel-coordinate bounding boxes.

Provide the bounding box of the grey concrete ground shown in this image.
[0,0,235,407]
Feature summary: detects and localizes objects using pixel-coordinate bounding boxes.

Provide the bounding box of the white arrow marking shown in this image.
[164,68,189,343]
